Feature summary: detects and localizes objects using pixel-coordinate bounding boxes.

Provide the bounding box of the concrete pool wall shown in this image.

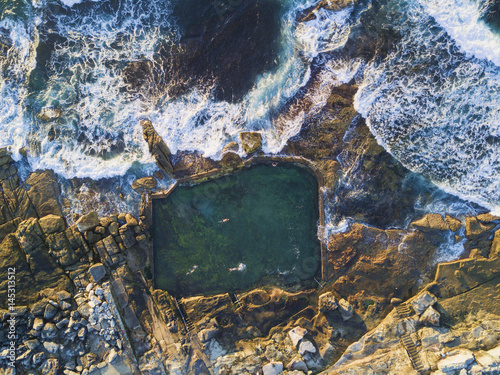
[149,155,328,295]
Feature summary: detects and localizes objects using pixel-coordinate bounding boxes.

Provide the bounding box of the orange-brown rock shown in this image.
[327,223,442,301]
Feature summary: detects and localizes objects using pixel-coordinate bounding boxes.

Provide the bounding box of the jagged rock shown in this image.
[141,120,174,176]
[298,0,356,22]
[42,322,58,339]
[490,229,500,258]
[318,292,338,313]
[132,177,157,193]
[262,362,283,375]
[99,217,112,228]
[420,306,440,326]
[76,212,100,232]
[437,349,475,372]
[33,317,44,331]
[338,298,354,320]
[56,290,71,302]
[43,342,60,354]
[82,353,99,369]
[198,327,220,343]
[445,215,463,232]
[38,107,62,122]
[410,214,450,232]
[44,303,58,320]
[39,214,65,235]
[41,358,59,375]
[288,327,307,347]
[102,235,120,255]
[89,263,106,283]
[239,132,262,154]
[299,340,316,356]
[412,291,437,315]
[31,299,48,316]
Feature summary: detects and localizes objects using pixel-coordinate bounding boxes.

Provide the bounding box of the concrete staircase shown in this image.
[395,303,425,374]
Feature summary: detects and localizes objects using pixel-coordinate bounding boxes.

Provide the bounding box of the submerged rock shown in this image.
[132,177,157,194]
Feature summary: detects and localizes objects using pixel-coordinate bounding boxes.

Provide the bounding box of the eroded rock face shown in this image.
[326,223,442,304]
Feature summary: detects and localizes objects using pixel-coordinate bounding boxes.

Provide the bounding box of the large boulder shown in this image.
[76,211,99,232]
[419,306,440,326]
[288,327,307,347]
[437,349,474,373]
[141,120,174,176]
[89,263,106,283]
[338,298,354,321]
[412,291,437,316]
[39,214,65,235]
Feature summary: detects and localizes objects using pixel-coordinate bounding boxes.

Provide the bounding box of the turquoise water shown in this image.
[152,163,320,296]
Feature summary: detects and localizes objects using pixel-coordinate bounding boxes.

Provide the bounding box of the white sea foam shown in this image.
[4,0,355,180]
[418,0,500,66]
[355,0,500,213]
[0,19,38,160]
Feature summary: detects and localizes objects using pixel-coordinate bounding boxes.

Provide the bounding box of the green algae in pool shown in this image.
[153,163,320,296]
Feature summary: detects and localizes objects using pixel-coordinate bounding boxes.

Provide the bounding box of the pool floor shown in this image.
[152,163,320,296]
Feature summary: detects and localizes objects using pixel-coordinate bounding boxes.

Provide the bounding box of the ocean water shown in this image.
[0,0,499,217]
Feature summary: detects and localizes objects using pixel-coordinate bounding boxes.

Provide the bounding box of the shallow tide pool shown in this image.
[152,163,320,296]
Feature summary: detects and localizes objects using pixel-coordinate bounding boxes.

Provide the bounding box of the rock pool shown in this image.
[152,163,320,296]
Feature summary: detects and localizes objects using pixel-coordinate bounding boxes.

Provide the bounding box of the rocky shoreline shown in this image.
[0,70,499,375]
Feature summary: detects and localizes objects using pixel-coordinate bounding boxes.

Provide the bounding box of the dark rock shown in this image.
[119,225,136,248]
[141,120,174,176]
[31,299,48,316]
[44,303,58,320]
[298,0,357,22]
[89,263,106,283]
[41,322,58,339]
